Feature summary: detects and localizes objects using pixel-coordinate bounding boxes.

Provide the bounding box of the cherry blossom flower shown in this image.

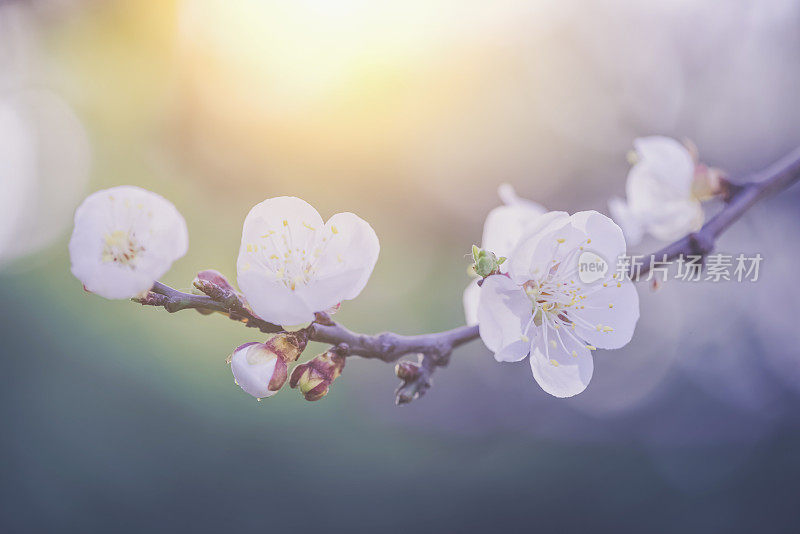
[609,136,722,245]
[69,186,189,299]
[236,196,379,327]
[477,210,639,397]
[463,184,546,326]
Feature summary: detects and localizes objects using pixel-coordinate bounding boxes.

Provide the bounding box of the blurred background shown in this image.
[2,0,800,531]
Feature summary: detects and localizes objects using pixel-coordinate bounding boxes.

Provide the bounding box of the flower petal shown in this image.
[645,198,704,242]
[496,339,531,363]
[315,212,380,300]
[239,196,323,260]
[482,204,546,260]
[481,184,546,260]
[497,183,544,210]
[231,344,279,399]
[237,267,315,326]
[633,136,695,194]
[571,279,639,349]
[507,211,571,282]
[529,327,593,398]
[463,278,481,326]
[477,274,532,361]
[295,266,366,316]
[569,210,627,271]
[608,196,644,246]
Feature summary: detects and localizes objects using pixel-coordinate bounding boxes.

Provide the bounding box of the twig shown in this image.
[135,279,478,404]
[134,146,800,403]
[635,146,800,279]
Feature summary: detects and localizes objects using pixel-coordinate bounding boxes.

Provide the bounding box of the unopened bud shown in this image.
[190,271,236,313]
[289,344,348,401]
[229,332,308,399]
[195,269,236,293]
[471,245,505,278]
[230,342,289,399]
[395,361,421,382]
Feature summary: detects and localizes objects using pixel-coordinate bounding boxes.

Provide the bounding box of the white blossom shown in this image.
[463,184,546,326]
[477,210,640,397]
[69,186,189,299]
[236,196,379,327]
[609,136,704,245]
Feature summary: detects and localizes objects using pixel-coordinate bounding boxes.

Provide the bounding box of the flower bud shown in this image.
[471,245,505,278]
[289,344,348,401]
[230,342,288,399]
[191,270,235,314]
[195,269,237,293]
[193,269,248,310]
[395,361,421,382]
[229,332,308,399]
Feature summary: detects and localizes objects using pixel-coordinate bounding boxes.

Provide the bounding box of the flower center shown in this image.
[245,220,343,291]
[520,235,600,329]
[102,230,144,268]
[524,278,580,329]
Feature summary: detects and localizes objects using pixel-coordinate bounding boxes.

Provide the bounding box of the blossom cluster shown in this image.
[68,135,729,401]
[69,188,377,400]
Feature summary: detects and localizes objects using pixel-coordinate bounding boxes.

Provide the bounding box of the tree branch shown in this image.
[135,278,478,404]
[134,146,800,403]
[635,146,800,279]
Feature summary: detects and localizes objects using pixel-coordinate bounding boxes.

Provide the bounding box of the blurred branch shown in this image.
[135,145,800,403]
[635,146,800,279]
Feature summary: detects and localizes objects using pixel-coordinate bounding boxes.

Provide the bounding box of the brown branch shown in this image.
[141,281,282,333]
[310,320,478,404]
[135,278,478,404]
[134,146,800,403]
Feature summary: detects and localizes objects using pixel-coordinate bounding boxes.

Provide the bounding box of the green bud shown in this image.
[471,244,481,263]
[472,246,502,278]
